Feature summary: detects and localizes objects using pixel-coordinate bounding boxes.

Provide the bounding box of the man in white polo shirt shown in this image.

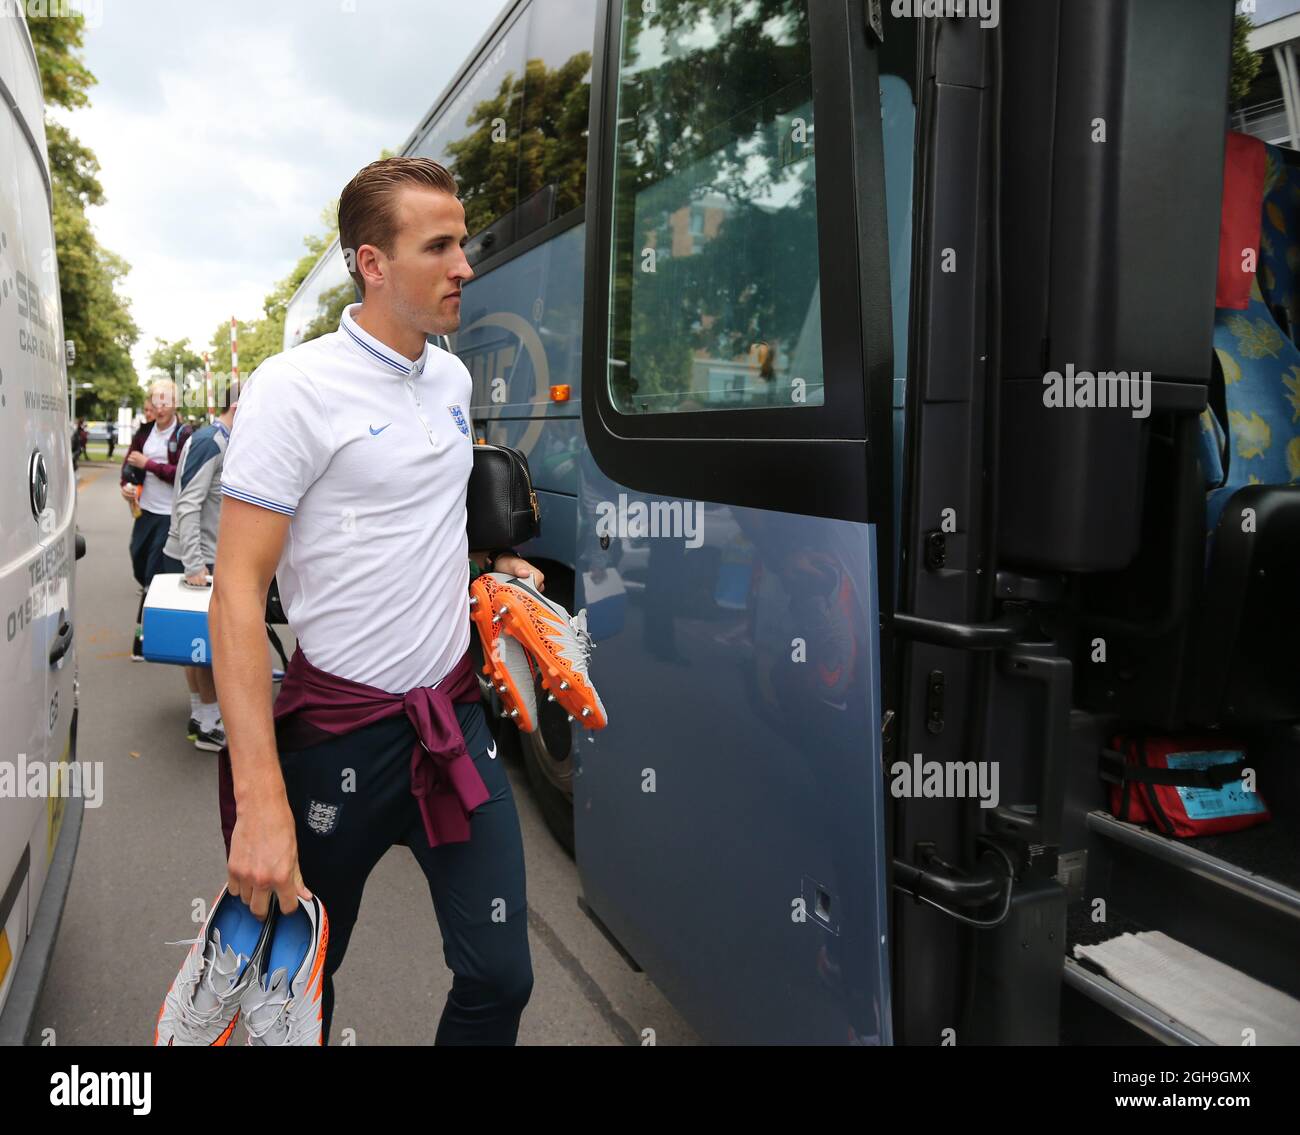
[209,157,541,1045]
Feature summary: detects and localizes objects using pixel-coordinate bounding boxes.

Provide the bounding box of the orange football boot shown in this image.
[494,574,607,730]
[470,572,539,732]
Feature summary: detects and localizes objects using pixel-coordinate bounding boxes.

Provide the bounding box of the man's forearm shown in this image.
[210,584,285,811]
[175,496,205,575]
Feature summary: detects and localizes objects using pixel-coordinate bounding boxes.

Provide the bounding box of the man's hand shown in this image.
[493,554,545,592]
[120,483,137,502]
[125,451,148,469]
[185,569,210,587]
[227,798,312,920]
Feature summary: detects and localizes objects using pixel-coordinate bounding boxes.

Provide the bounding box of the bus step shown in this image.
[1081,810,1300,999]
[1087,810,1300,919]
[1063,956,1214,1045]
[1070,932,1300,1045]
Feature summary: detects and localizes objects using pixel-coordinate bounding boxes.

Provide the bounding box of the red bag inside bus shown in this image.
[1103,735,1270,838]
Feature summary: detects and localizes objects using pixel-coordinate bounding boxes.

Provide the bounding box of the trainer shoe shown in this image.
[155,886,273,1046]
[194,719,227,753]
[470,572,538,733]
[496,574,607,730]
[241,895,329,1046]
[187,717,200,742]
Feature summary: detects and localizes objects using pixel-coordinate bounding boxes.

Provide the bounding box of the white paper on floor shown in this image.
[1074,930,1300,1046]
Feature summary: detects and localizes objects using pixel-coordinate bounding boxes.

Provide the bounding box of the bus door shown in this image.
[576,0,897,1044]
[891,1,1235,1045]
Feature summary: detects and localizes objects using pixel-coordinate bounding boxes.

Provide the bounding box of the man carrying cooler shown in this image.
[161,379,240,750]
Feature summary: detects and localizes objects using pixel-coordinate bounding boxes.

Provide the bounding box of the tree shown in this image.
[444,51,592,235]
[206,204,343,378]
[301,282,355,343]
[147,337,207,410]
[27,10,141,420]
[1231,12,1262,107]
[148,338,204,379]
[51,184,139,417]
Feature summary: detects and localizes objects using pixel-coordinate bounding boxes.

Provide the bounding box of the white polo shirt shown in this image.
[139,418,179,515]
[220,303,474,693]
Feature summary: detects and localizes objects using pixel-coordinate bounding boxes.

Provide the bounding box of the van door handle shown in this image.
[49,617,74,667]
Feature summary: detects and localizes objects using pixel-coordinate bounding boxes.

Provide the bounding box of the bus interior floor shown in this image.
[1066,898,1149,952]
[1183,820,1300,893]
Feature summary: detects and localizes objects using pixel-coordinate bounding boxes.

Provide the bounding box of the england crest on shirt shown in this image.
[448,404,470,438]
[306,799,340,836]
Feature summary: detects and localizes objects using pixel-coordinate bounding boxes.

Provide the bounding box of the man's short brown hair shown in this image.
[337,157,459,293]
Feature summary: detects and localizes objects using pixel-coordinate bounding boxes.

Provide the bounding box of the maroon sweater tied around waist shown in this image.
[218,646,487,855]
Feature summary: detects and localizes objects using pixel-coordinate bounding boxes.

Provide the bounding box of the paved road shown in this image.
[33,463,700,1045]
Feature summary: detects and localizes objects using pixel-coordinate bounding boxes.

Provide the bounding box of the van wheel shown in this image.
[521,566,576,856]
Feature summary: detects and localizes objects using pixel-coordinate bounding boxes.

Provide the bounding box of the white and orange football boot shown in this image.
[470,572,539,732]
[494,574,608,730]
[155,886,273,1046]
[240,894,329,1046]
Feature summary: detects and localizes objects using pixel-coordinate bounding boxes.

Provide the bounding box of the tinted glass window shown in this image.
[518,0,597,226]
[606,0,823,415]
[283,241,355,349]
[410,11,529,239]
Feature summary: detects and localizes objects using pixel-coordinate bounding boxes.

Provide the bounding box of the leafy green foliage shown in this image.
[28,9,140,420]
[1231,12,1262,106]
[26,13,96,111]
[207,204,341,376]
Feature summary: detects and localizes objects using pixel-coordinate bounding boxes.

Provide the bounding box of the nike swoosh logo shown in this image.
[369,423,391,435]
[487,742,497,760]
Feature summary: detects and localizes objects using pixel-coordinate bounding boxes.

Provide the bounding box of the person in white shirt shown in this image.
[211,157,543,1044]
[121,379,192,659]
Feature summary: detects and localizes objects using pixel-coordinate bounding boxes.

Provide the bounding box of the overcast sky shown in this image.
[55,0,504,378]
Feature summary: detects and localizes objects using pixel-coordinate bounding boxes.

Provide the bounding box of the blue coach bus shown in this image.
[283,0,1300,1045]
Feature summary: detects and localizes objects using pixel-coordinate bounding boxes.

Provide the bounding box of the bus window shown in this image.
[282,240,355,351]
[606,0,823,415]
[517,0,597,231]
[410,7,529,248]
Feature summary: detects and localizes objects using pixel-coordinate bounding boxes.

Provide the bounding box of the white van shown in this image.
[0,9,83,1044]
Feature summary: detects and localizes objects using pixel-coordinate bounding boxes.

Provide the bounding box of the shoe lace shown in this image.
[162,929,248,1042]
[502,575,596,675]
[243,967,296,1045]
[566,609,595,673]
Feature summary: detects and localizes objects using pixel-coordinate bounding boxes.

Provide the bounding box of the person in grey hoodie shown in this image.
[161,380,240,751]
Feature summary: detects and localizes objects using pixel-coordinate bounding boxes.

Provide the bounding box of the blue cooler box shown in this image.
[142,573,213,666]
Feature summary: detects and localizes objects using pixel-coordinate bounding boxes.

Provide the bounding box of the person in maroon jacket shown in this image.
[120,380,193,658]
